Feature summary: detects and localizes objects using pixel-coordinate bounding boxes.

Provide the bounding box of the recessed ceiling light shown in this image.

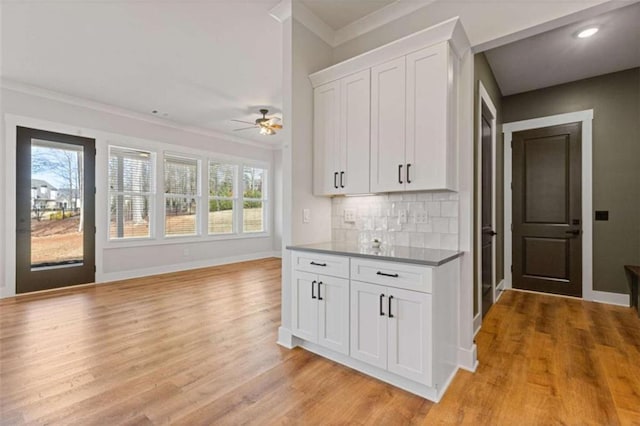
[577,27,599,38]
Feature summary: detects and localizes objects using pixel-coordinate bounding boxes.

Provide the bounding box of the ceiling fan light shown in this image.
[260,127,275,135]
[577,27,599,38]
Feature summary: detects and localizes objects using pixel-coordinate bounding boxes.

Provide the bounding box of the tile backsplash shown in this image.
[331,191,459,250]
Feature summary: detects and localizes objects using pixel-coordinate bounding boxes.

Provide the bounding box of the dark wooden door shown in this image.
[481,115,495,317]
[512,122,582,297]
[16,127,96,294]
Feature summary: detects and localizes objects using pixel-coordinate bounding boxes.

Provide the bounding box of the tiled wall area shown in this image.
[331,192,459,250]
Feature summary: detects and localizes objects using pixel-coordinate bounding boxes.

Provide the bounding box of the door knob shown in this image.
[565,229,581,236]
[484,230,497,236]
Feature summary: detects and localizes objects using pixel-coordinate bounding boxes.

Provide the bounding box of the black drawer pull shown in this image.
[388,295,394,318]
[398,164,403,184]
[406,163,412,184]
[310,261,327,267]
[334,172,338,189]
[340,171,345,188]
[379,293,385,316]
[318,282,323,300]
[311,280,317,299]
[376,271,399,278]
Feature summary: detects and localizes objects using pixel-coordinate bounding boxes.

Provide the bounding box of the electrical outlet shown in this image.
[344,208,356,223]
[415,211,429,223]
[398,209,408,224]
[303,209,311,223]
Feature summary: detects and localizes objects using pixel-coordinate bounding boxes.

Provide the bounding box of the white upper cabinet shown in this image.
[313,70,370,196]
[370,57,406,193]
[310,17,469,196]
[371,41,457,193]
[405,42,457,191]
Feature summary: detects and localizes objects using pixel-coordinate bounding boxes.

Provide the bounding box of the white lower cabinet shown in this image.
[292,270,350,355]
[351,281,432,385]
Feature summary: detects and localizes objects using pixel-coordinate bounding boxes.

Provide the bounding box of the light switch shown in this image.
[344,208,356,223]
[303,209,311,223]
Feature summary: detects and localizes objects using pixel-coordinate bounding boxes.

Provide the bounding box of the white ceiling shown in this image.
[1,1,284,144]
[484,2,640,96]
[300,0,397,30]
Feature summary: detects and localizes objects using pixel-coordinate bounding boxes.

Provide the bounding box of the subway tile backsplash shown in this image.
[331,191,459,250]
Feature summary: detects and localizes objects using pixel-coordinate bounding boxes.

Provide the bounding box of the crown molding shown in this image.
[292,1,336,47]
[1,78,281,151]
[269,0,291,23]
[333,0,437,46]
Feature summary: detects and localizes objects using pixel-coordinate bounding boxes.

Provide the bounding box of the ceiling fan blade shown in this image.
[269,124,283,129]
[233,126,257,131]
[231,119,256,125]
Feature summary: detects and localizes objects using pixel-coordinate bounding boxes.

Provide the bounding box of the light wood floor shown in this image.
[1,258,640,425]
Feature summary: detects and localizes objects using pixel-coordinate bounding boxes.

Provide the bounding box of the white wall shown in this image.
[1,87,279,296]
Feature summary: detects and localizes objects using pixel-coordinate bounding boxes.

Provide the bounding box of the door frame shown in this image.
[476,81,498,327]
[503,110,597,301]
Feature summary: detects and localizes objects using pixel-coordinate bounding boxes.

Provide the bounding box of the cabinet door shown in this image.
[340,69,370,194]
[313,81,341,195]
[317,276,350,355]
[350,281,387,369]
[370,57,406,193]
[405,42,452,191]
[387,287,432,385]
[292,270,318,342]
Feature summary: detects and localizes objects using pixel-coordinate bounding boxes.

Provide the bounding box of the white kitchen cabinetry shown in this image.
[289,248,461,401]
[313,69,370,196]
[291,253,350,355]
[371,42,457,192]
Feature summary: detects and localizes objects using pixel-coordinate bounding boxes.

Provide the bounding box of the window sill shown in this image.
[104,231,271,250]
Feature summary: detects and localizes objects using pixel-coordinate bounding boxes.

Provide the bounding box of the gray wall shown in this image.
[473,52,503,316]
[502,67,640,294]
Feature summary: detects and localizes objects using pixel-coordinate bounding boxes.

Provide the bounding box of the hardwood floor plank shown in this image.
[2,259,640,425]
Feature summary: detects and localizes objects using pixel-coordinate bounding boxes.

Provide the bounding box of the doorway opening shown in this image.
[16,126,96,294]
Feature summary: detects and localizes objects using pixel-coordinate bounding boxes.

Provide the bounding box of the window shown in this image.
[108,147,154,240]
[242,165,267,233]
[208,162,237,235]
[164,155,200,236]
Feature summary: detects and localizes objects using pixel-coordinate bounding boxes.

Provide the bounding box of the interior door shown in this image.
[481,114,495,317]
[370,57,406,193]
[16,127,95,294]
[317,276,349,355]
[512,122,582,297]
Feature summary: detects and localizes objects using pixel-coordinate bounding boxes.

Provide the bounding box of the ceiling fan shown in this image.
[232,109,283,136]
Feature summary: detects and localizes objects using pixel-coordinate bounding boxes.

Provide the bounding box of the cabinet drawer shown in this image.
[351,258,432,293]
[291,251,349,278]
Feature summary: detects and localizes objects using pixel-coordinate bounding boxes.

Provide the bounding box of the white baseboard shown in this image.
[457,344,478,372]
[473,313,482,336]
[277,326,299,349]
[495,279,505,301]
[96,251,280,285]
[588,290,629,307]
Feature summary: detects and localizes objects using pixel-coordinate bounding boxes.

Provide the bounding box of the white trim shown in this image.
[333,0,438,47]
[457,345,478,373]
[269,0,291,23]
[293,1,336,48]
[99,251,279,284]
[276,326,298,349]
[1,78,281,151]
[590,290,629,307]
[476,81,498,321]
[495,279,505,302]
[309,17,469,88]
[503,110,597,301]
[473,313,482,336]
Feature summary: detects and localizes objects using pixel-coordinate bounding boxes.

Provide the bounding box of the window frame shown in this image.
[207,161,238,236]
[163,153,202,238]
[107,145,156,241]
[241,163,268,234]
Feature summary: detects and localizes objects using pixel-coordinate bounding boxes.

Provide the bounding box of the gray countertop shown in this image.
[286,241,463,267]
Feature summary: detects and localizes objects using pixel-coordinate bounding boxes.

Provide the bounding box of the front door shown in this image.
[16,127,96,294]
[512,122,582,297]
